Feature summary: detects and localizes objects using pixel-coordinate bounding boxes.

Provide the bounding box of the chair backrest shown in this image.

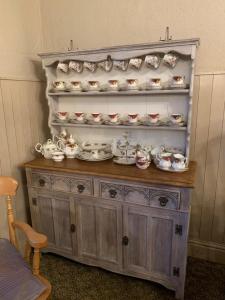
[0,176,19,248]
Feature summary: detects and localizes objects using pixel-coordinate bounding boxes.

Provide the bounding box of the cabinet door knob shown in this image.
[77,184,85,193]
[158,196,169,207]
[122,236,129,246]
[109,189,117,198]
[70,224,76,233]
[39,179,45,187]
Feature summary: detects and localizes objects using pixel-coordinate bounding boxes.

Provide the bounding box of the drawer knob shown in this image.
[77,184,85,193]
[70,224,76,233]
[158,196,169,207]
[122,236,129,246]
[109,189,117,198]
[39,179,45,187]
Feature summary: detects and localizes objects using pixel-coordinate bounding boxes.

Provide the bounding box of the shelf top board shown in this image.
[48,89,190,97]
[39,38,200,58]
[24,158,197,188]
[51,122,187,131]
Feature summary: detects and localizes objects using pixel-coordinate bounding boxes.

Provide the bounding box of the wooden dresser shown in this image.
[24,158,196,299]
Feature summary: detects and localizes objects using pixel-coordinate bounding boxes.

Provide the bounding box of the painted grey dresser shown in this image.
[24,158,196,299]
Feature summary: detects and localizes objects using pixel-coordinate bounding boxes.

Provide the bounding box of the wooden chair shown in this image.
[0,176,51,300]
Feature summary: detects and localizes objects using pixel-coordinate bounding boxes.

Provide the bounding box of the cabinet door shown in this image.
[76,198,122,270]
[123,204,180,281]
[30,193,74,255]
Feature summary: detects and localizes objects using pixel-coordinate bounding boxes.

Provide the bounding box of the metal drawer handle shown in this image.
[158,196,169,207]
[122,236,129,246]
[77,184,85,193]
[70,224,76,233]
[32,198,37,206]
[39,179,45,187]
[109,189,117,198]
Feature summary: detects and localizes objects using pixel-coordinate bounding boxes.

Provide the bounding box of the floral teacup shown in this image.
[52,81,66,91]
[56,112,69,121]
[129,58,143,69]
[57,62,68,73]
[148,113,160,124]
[128,113,139,123]
[69,61,83,73]
[113,60,129,71]
[145,55,161,69]
[163,53,179,68]
[83,61,96,72]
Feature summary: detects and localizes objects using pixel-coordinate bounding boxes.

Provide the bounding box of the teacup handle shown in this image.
[57,140,64,151]
[35,143,42,153]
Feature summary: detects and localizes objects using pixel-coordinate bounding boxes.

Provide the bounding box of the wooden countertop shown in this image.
[24,158,196,188]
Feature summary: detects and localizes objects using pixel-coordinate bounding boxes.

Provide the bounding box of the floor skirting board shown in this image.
[188,239,225,264]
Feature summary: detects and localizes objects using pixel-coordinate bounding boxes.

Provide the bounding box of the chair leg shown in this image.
[33,248,40,275]
[24,241,31,263]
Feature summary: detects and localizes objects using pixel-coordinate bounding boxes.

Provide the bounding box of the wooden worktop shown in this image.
[24,158,196,188]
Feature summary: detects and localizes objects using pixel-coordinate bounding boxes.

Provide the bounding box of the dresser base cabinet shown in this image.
[25,162,195,300]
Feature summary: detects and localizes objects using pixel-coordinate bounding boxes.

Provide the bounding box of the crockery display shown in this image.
[113,60,129,71]
[145,54,161,69]
[129,58,143,69]
[57,62,68,73]
[83,61,96,72]
[163,53,179,68]
[35,139,60,159]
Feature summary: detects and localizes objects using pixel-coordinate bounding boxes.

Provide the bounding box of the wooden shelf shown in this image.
[48,89,189,97]
[51,122,187,131]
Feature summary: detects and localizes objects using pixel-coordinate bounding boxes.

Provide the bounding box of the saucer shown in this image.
[156,164,188,172]
[54,119,68,123]
[170,83,187,89]
[76,152,113,162]
[88,119,104,125]
[113,156,136,165]
[105,120,121,126]
[123,120,141,126]
[69,119,87,124]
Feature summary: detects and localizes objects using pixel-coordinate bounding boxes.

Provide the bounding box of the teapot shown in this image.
[35,139,59,159]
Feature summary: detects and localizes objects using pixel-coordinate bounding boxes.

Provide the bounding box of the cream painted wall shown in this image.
[0,0,43,80]
[40,0,225,73]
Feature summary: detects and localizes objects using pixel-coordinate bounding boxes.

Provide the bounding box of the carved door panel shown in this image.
[76,199,97,260]
[95,201,122,270]
[123,204,180,280]
[52,196,75,255]
[76,197,123,270]
[30,192,74,254]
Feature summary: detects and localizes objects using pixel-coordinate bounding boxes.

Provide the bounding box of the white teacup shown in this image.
[158,152,172,169]
[83,62,96,72]
[108,113,119,123]
[172,76,185,85]
[113,60,128,71]
[69,81,82,91]
[163,53,179,68]
[57,62,68,73]
[98,59,113,72]
[150,78,161,88]
[145,55,161,69]
[126,79,138,89]
[88,80,99,90]
[91,113,101,123]
[172,154,186,170]
[129,58,143,69]
[108,80,119,90]
[56,112,69,121]
[128,113,139,123]
[171,114,183,124]
[148,113,160,124]
[52,151,64,162]
[52,81,66,91]
[73,112,85,122]
[69,61,83,73]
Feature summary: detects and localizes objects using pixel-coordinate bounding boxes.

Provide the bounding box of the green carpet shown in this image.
[41,254,225,300]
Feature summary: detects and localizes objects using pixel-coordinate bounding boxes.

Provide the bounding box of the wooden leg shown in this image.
[33,248,40,275]
[24,241,31,263]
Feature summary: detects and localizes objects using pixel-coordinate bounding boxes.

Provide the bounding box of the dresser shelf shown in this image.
[51,122,187,131]
[48,88,190,97]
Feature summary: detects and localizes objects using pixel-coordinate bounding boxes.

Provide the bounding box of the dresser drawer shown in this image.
[149,188,180,210]
[71,178,93,196]
[31,172,51,190]
[99,182,124,201]
[51,175,71,192]
[124,185,149,206]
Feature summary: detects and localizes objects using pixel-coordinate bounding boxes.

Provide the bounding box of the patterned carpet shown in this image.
[41,254,225,300]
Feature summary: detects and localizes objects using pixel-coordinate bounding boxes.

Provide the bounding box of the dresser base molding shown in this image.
[189,239,225,264]
[42,247,177,294]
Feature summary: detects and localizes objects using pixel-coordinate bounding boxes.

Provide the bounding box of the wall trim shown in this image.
[188,239,225,264]
[195,71,225,76]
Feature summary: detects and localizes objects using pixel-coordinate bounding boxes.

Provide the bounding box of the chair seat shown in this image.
[0,239,46,300]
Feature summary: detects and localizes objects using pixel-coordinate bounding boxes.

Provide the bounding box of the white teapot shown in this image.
[35,139,59,159]
[157,152,172,169]
[57,135,80,159]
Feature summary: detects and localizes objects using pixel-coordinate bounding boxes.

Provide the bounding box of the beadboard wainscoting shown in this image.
[0,79,49,239]
[0,73,225,263]
[189,73,225,263]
